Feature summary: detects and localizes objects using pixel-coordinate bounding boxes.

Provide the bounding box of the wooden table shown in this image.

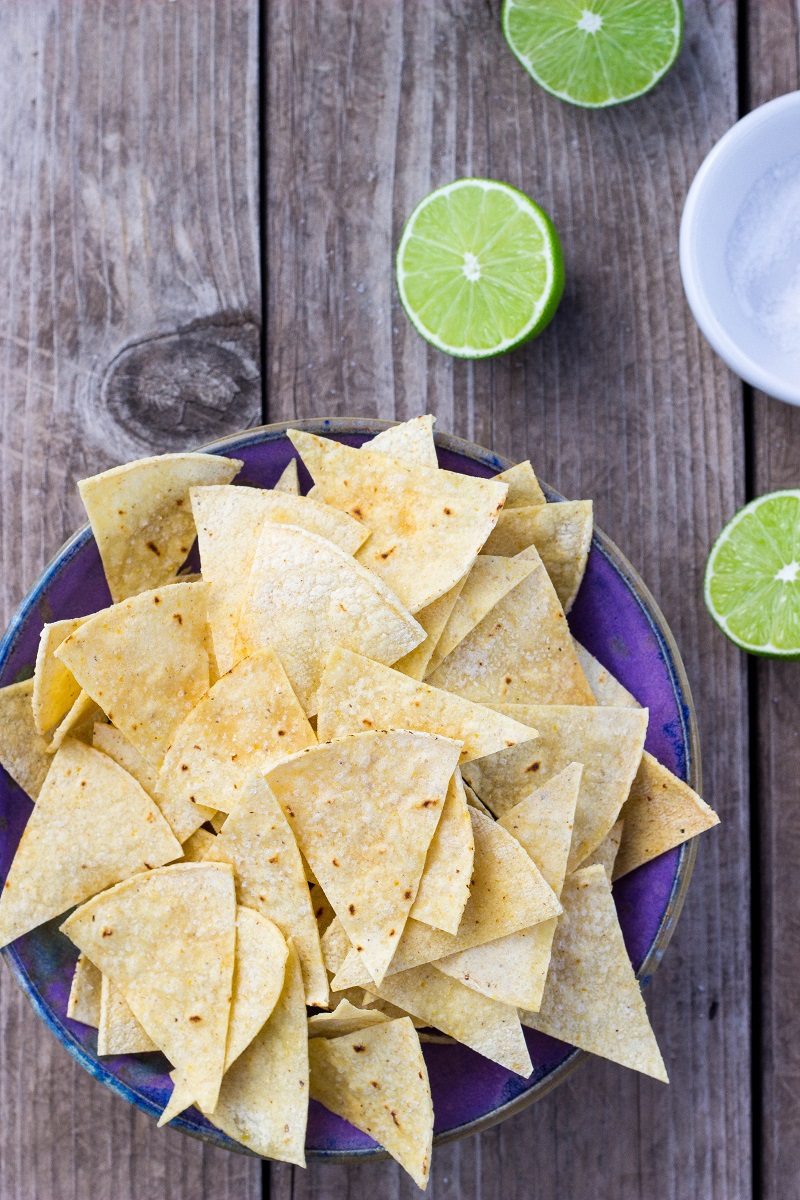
[0,1,796,1196]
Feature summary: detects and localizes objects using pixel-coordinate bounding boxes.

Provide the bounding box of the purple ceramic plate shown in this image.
[0,419,700,1160]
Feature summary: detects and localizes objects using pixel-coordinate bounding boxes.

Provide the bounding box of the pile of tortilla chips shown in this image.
[0,418,719,1188]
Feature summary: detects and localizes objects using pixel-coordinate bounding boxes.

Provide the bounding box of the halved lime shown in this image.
[503,0,683,109]
[704,490,800,658]
[396,179,564,359]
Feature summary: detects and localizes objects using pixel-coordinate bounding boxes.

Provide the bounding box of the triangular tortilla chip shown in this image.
[32,617,87,733]
[46,690,102,753]
[409,771,474,934]
[331,808,561,989]
[584,818,624,878]
[463,705,649,870]
[497,762,582,895]
[310,1018,434,1187]
[0,679,53,799]
[55,582,211,767]
[207,939,308,1166]
[427,546,595,706]
[204,774,329,1006]
[521,866,668,1082]
[426,555,538,675]
[0,738,181,946]
[191,484,369,675]
[78,453,242,602]
[273,459,300,494]
[572,640,641,707]
[287,430,507,613]
[179,827,216,862]
[159,906,289,1124]
[614,752,719,880]
[236,524,424,716]
[97,974,156,1055]
[157,648,316,819]
[462,780,492,816]
[67,953,102,1027]
[494,461,545,508]
[307,999,390,1039]
[61,862,237,1112]
[481,501,593,612]
[363,415,438,469]
[266,731,461,986]
[392,574,468,681]
[316,648,538,764]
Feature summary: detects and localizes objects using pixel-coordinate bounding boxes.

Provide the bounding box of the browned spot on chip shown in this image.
[173,613,183,625]
[403,890,411,899]
[352,1043,366,1053]
[101,927,113,937]
[332,858,339,867]
[526,761,541,772]
[189,1015,202,1023]
[146,541,161,556]
[348,904,356,915]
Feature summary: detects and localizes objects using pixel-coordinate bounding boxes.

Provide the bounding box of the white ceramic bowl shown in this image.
[680,91,800,406]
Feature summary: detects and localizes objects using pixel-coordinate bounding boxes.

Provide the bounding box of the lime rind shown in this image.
[704,490,800,658]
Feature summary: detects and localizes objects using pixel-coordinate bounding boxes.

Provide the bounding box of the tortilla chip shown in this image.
[584,819,624,878]
[204,774,329,1007]
[191,484,369,676]
[32,617,87,733]
[321,917,352,976]
[316,648,538,764]
[159,906,289,1124]
[180,827,216,862]
[614,752,719,880]
[497,762,582,895]
[494,461,545,508]
[62,862,237,1112]
[463,704,648,870]
[67,953,102,1027]
[409,771,474,934]
[207,939,308,1166]
[210,811,227,834]
[521,866,668,1081]
[78,453,242,603]
[46,691,103,753]
[392,575,468,681]
[236,524,424,716]
[0,679,53,799]
[481,501,593,612]
[274,459,300,494]
[427,546,596,706]
[426,555,538,675]
[463,781,492,816]
[0,738,182,946]
[97,974,156,1055]
[572,640,641,708]
[309,877,336,936]
[287,430,507,613]
[307,998,390,1039]
[158,648,316,820]
[310,1018,433,1187]
[331,808,561,989]
[55,582,211,768]
[363,415,438,469]
[266,731,461,986]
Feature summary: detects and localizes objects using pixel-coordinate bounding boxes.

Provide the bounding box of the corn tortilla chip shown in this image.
[46,691,103,754]
[210,811,227,834]
[204,774,329,1007]
[78,453,242,603]
[497,762,582,895]
[584,818,624,878]
[614,752,719,880]
[0,679,53,799]
[180,827,217,862]
[316,648,538,764]
[55,582,211,768]
[0,738,182,946]
[481,501,593,612]
[521,866,668,1082]
[158,648,316,819]
[97,974,156,1055]
[307,999,390,1039]
[462,780,492,817]
[409,771,474,935]
[310,1018,433,1188]
[287,430,507,613]
[67,953,102,1028]
[392,574,468,681]
[274,459,300,494]
[32,617,87,734]
[309,876,336,936]
[62,862,237,1113]
[494,461,545,508]
[363,415,438,469]
[236,524,424,716]
[572,640,641,708]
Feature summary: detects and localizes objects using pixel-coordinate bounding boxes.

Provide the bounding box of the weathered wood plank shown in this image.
[266,0,750,1197]
[0,1,261,1195]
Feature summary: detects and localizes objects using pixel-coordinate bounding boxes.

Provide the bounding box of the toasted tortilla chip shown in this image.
[331,808,561,989]
[287,430,507,613]
[237,524,424,716]
[494,461,545,508]
[463,781,492,816]
[310,1018,433,1187]
[158,648,316,820]
[97,974,156,1055]
[205,774,328,1007]
[584,819,624,878]
[210,811,227,834]
[159,906,289,1124]
[67,953,102,1027]
[614,752,719,880]
[0,738,181,946]
[427,547,595,706]
[392,575,468,681]
[78,453,242,603]
[32,617,87,734]
[521,866,668,1081]
[191,484,369,676]
[321,916,352,976]
[62,862,237,1113]
[266,731,461,986]
[307,999,390,1039]
[410,771,474,934]
[463,705,648,870]
[274,459,300,494]
[497,763,582,895]
[180,827,217,862]
[316,649,538,764]
[46,691,103,753]
[207,940,308,1166]
[0,679,53,799]
[481,501,593,612]
[363,415,438,470]
[572,640,641,707]
[426,555,538,675]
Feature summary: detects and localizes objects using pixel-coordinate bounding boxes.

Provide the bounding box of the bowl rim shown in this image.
[0,417,700,1161]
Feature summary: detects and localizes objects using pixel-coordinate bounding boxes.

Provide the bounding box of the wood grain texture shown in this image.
[266,1,751,1197]
[0,1,261,1196]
